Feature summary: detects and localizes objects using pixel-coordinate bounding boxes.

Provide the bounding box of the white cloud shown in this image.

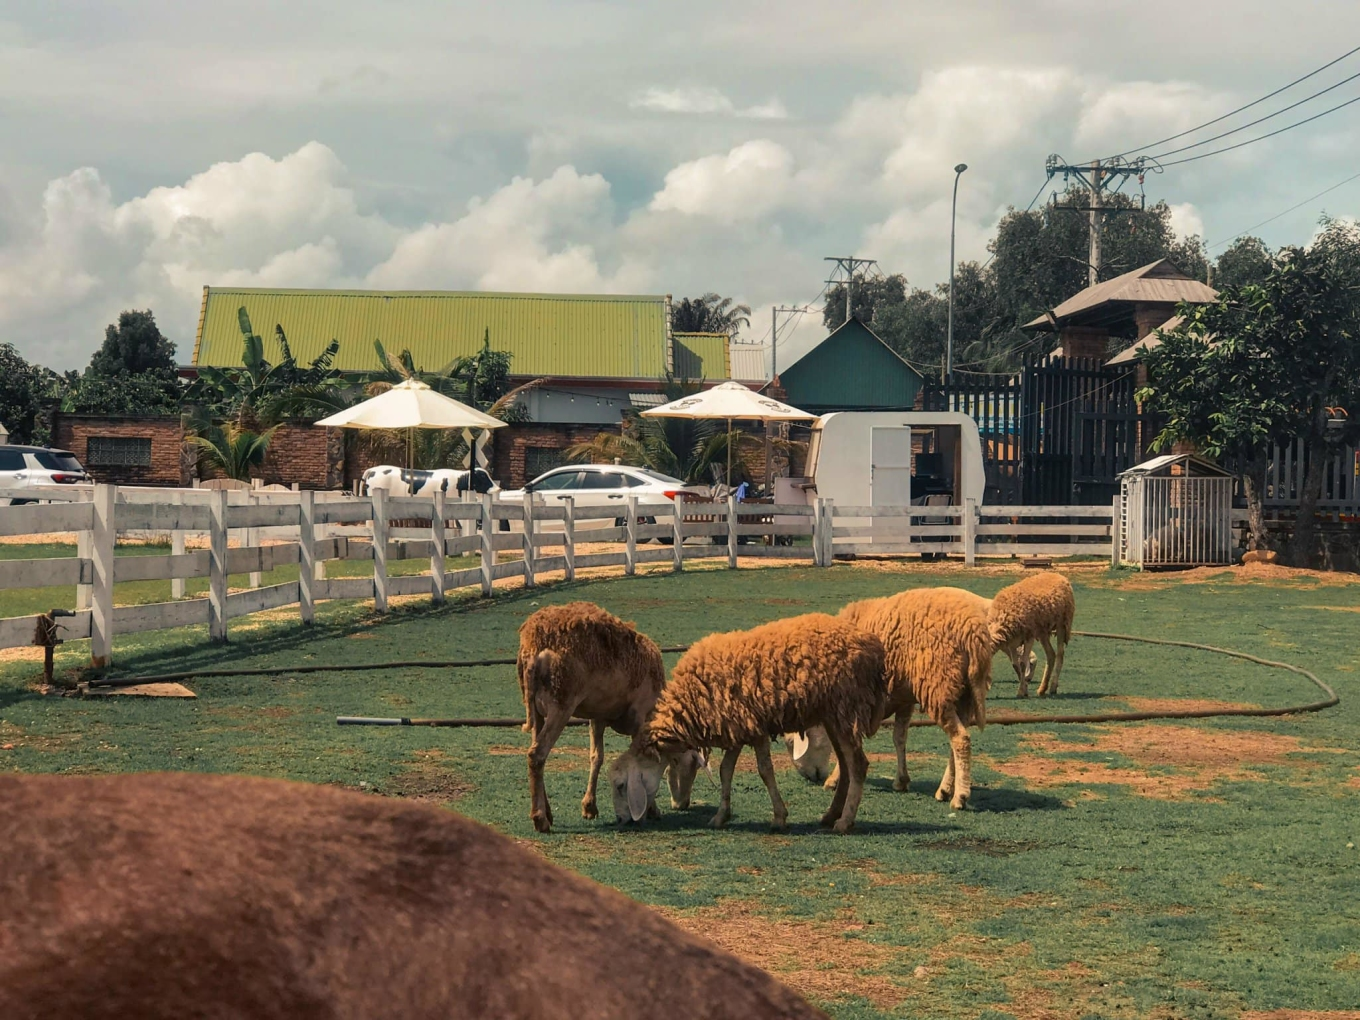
[1167,202,1205,242]
[648,140,795,222]
[630,87,788,119]
[1074,80,1226,158]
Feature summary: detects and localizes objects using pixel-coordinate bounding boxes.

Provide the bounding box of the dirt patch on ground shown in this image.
[487,742,591,773]
[659,899,907,1009]
[1120,697,1262,714]
[383,748,472,803]
[992,724,1344,800]
[1241,1012,1360,1019]
[1091,562,1360,590]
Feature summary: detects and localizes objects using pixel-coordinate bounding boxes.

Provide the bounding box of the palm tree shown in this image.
[671,294,752,338]
[186,422,279,481]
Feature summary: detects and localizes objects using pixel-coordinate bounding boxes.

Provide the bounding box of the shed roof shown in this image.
[1120,453,1232,477]
[1024,260,1217,333]
[671,332,731,381]
[1106,315,1181,365]
[192,287,672,380]
[780,318,924,412]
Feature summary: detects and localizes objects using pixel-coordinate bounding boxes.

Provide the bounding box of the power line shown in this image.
[1106,43,1360,160]
[1159,91,1360,167]
[1207,167,1360,250]
[981,177,1053,270]
[1145,68,1360,162]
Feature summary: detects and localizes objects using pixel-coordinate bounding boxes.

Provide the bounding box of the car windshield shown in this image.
[33,451,84,472]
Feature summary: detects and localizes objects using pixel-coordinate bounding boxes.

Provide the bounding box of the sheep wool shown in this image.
[988,571,1075,697]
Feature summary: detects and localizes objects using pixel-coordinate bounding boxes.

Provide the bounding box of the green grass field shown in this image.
[2,561,1358,1019]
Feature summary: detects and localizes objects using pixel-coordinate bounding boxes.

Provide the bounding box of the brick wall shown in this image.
[53,415,187,486]
[492,423,614,489]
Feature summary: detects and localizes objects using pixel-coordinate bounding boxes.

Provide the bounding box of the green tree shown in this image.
[1139,242,1360,561]
[1212,236,1273,289]
[0,343,51,444]
[73,309,182,415]
[671,294,752,338]
[185,422,279,481]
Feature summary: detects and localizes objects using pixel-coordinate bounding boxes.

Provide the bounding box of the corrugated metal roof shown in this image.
[781,319,923,411]
[1024,260,1218,332]
[629,392,666,408]
[671,332,731,380]
[1107,315,1181,365]
[729,344,768,383]
[193,287,671,380]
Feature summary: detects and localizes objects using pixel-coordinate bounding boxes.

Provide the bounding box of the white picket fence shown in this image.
[0,485,1127,663]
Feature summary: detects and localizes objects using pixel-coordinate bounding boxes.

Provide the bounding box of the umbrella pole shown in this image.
[727,418,733,489]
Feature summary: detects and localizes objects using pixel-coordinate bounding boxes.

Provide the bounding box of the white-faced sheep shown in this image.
[518,602,700,833]
[610,614,887,834]
[783,727,834,783]
[988,571,1075,697]
[829,587,994,810]
[0,772,828,1020]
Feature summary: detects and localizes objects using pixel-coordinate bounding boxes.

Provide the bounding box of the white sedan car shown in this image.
[497,464,703,533]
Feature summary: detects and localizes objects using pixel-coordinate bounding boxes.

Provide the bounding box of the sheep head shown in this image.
[609,749,664,824]
[785,728,834,783]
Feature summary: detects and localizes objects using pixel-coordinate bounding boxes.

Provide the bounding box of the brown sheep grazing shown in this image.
[833,587,994,810]
[610,614,886,834]
[0,773,827,1020]
[518,601,700,833]
[784,727,834,783]
[988,571,1075,697]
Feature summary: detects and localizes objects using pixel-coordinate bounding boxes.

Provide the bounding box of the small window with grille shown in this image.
[524,446,568,479]
[87,436,153,467]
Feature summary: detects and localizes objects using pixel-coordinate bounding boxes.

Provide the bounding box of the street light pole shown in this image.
[947,162,968,384]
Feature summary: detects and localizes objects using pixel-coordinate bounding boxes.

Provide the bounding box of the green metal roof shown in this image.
[193,287,671,380]
[781,319,924,411]
[672,332,731,381]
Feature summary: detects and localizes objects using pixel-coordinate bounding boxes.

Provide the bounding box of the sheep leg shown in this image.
[1014,639,1035,698]
[893,707,913,792]
[751,738,789,832]
[819,727,849,827]
[933,710,972,810]
[581,720,606,820]
[822,759,840,791]
[1049,632,1067,695]
[710,746,742,829]
[821,723,867,834]
[1037,634,1059,696]
[527,702,573,833]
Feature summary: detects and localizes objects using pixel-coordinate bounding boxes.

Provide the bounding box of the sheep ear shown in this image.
[701,754,718,788]
[791,733,809,760]
[626,767,649,822]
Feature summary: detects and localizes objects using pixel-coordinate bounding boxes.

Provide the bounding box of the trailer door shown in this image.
[870,427,912,506]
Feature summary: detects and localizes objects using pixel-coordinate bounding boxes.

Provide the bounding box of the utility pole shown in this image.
[947,163,968,383]
[823,256,878,325]
[1044,155,1146,286]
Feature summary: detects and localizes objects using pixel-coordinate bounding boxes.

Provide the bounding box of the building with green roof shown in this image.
[191,286,737,425]
[779,318,924,414]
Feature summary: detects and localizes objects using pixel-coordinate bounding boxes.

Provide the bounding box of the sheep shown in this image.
[987,571,1075,698]
[783,727,834,783]
[0,772,827,1020]
[829,587,994,810]
[610,614,887,834]
[518,602,700,833]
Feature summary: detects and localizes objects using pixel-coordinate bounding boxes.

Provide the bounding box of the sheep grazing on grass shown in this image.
[610,614,886,834]
[784,727,834,783]
[988,571,1075,697]
[518,602,700,833]
[0,773,827,1020]
[832,587,994,810]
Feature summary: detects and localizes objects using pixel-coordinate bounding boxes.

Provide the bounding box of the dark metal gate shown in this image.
[922,356,1144,505]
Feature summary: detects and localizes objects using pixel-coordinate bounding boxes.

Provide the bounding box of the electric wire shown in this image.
[1207,167,1360,250]
[1157,92,1360,167]
[1106,43,1360,160]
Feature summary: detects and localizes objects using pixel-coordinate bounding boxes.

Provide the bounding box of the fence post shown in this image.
[208,489,228,643]
[76,528,94,610]
[811,497,824,567]
[372,487,389,613]
[522,492,537,588]
[89,483,117,665]
[672,495,684,572]
[625,495,638,576]
[247,492,262,588]
[480,492,495,597]
[963,497,977,567]
[1110,494,1122,568]
[298,489,315,624]
[727,495,738,569]
[169,490,185,600]
[431,491,446,605]
[563,496,576,582]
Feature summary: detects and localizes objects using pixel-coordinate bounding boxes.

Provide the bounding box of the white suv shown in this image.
[0,445,90,505]
[497,464,702,533]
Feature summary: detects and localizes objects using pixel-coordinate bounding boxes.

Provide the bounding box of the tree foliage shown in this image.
[0,343,53,444]
[185,422,279,481]
[672,294,752,338]
[71,309,182,415]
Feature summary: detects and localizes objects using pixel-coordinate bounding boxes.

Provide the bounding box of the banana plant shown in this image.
[185,422,280,481]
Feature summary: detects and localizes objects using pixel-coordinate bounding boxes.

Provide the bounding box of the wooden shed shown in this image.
[1119,453,1234,568]
[779,319,924,414]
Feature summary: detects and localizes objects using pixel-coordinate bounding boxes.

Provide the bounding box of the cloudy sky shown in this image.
[4,0,1360,370]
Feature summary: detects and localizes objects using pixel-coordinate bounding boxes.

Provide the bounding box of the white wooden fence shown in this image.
[0,485,1127,663]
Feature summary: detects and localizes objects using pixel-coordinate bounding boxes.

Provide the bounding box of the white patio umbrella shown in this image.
[315,378,506,469]
[640,381,816,487]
